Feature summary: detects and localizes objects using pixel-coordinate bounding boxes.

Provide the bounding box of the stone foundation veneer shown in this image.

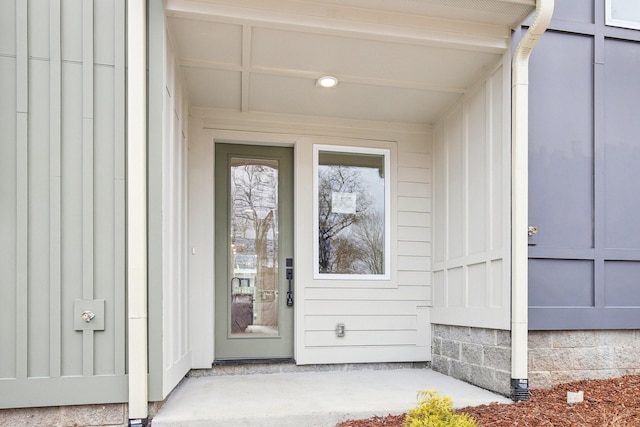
[528,330,640,389]
[431,324,512,396]
[0,402,164,427]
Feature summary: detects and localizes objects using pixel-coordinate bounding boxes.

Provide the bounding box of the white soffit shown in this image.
[165,0,535,124]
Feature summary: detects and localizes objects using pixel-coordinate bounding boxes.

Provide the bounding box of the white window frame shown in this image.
[606,0,640,31]
[313,144,391,281]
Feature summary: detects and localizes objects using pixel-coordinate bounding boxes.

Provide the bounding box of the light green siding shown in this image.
[0,0,127,408]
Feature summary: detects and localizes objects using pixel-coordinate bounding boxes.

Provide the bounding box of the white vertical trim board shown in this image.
[187,120,215,368]
[127,0,148,419]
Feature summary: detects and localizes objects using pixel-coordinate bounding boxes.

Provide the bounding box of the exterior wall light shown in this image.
[316,76,339,88]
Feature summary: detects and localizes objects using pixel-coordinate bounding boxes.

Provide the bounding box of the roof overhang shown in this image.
[165,0,536,124]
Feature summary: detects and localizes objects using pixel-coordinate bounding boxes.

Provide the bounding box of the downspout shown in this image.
[511,0,553,401]
[127,0,148,425]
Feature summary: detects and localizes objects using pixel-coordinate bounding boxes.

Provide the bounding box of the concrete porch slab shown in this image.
[151,368,511,427]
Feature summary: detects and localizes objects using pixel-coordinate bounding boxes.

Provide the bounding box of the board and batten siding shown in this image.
[0,0,127,407]
[295,133,432,365]
[431,56,511,330]
[527,6,640,329]
[147,6,192,401]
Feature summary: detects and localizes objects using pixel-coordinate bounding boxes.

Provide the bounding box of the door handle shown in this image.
[286,258,293,307]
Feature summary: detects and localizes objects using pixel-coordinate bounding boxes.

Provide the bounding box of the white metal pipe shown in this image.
[511,0,554,396]
[127,0,148,420]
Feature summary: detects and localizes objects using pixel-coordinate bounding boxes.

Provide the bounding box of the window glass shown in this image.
[229,157,280,335]
[314,146,390,279]
[606,0,640,30]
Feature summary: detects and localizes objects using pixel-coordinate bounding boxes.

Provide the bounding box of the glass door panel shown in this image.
[230,157,280,337]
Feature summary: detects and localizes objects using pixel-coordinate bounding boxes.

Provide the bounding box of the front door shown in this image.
[214,143,294,360]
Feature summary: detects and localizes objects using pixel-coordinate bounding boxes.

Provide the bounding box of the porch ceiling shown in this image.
[165,0,534,125]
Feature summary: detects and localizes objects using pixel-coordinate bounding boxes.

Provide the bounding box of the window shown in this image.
[606,0,640,30]
[313,145,390,280]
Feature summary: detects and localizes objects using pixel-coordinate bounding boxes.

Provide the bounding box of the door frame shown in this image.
[213,141,295,361]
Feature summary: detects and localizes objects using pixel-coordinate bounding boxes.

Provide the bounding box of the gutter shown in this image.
[127,0,149,425]
[510,0,554,401]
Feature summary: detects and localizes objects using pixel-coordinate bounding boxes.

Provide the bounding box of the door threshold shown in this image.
[213,358,295,366]
[191,361,429,378]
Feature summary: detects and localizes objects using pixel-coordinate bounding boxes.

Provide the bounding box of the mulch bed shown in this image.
[337,375,640,426]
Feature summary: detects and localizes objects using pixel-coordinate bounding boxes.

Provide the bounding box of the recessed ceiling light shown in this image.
[316,76,339,88]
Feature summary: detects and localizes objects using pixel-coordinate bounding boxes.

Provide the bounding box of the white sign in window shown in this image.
[313,145,390,280]
[331,192,357,214]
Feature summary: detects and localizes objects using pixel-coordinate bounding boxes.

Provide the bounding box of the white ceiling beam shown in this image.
[194,107,433,135]
[165,0,512,53]
[177,59,468,94]
[178,59,242,71]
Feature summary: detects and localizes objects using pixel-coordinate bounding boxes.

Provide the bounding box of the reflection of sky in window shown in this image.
[357,166,384,214]
[317,165,384,213]
[610,0,640,22]
[232,167,278,219]
[230,163,279,264]
[318,151,385,214]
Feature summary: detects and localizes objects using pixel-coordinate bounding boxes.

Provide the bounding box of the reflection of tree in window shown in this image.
[318,152,385,275]
[352,211,384,274]
[231,160,278,284]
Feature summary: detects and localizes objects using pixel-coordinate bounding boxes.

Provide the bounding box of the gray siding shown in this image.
[0,0,127,407]
[528,0,640,329]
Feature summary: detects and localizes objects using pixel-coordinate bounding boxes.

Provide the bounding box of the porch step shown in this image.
[152,368,512,427]
[188,360,429,378]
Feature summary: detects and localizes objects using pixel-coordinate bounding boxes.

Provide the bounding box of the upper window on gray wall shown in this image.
[606,0,640,30]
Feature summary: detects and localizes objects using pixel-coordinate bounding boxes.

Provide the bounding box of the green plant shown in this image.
[404,390,478,427]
